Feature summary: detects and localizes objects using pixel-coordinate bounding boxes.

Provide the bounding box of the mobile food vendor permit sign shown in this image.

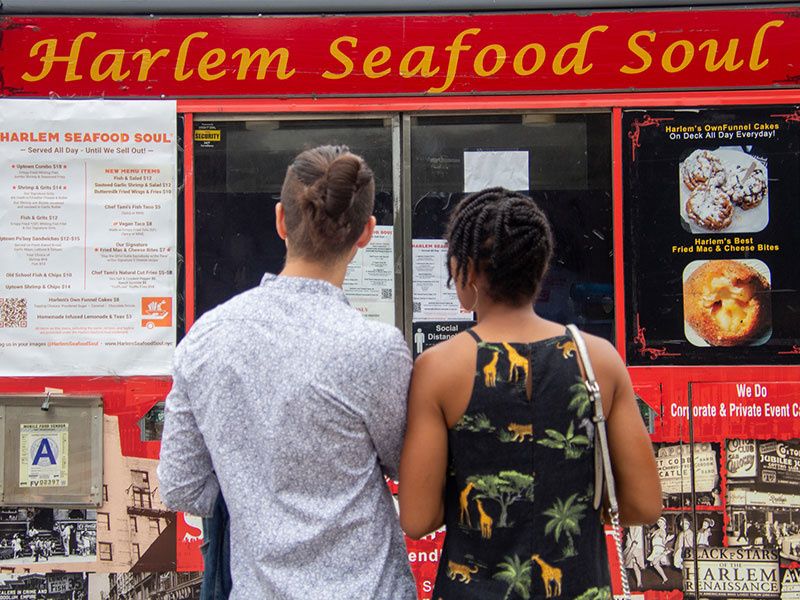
[19,423,69,488]
[0,99,177,375]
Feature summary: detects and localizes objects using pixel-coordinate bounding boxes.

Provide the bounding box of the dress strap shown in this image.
[465,328,482,343]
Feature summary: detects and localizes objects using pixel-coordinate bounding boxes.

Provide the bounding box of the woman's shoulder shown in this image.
[414,331,478,382]
[568,327,625,374]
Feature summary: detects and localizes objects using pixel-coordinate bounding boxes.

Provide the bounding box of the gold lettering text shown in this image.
[22,32,96,82]
[662,40,694,73]
[399,46,439,78]
[698,39,744,72]
[553,25,608,76]
[620,30,655,74]
[90,49,130,81]
[175,32,209,81]
[232,48,295,80]
[324,36,357,79]
[363,46,392,79]
[749,20,783,71]
[132,49,170,81]
[513,43,546,76]
[474,44,506,77]
[428,28,481,94]
[198,48,227,81]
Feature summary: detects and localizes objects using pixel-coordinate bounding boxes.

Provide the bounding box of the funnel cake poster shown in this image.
[622,106,800,366]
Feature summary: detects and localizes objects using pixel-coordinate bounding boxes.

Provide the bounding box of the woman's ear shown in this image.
[465,258,478,287]
[275,202,288,241]
[355,215,377,249]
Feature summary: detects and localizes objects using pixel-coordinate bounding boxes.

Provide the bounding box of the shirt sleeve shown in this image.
[157,348,220,517]
[362,327,412,480]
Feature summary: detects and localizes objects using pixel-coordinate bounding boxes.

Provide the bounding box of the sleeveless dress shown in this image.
[432,330,611,600]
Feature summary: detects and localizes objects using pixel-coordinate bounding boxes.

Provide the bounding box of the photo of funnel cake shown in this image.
[683,259,772,347]
[679,148,769,234]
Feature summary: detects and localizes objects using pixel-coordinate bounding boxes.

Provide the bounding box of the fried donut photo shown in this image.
[685,187,734,230]
[722,162,768,210]
[681,149,726,191]
[683,260,771,347]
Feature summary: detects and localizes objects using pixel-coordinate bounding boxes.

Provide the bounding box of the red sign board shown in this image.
[659,381,800,441]
[1,10,799,98]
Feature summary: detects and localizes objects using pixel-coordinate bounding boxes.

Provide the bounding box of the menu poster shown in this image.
[343,225,396,326]
[623,107,800,365]
[0,99,177,375]
[412,239,474,323]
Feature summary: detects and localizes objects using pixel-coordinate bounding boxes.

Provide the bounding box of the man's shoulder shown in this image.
[356,320,407,353]
[174,291,264,371]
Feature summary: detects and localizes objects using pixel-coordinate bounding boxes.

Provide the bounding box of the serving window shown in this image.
[192,116,399,325]
[406,112,614,355]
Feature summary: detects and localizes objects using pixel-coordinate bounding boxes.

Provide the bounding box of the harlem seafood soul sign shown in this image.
[0,9,799,97]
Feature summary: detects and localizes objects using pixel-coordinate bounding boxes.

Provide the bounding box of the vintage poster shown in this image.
[683,546,781,598]
[89,572,202,600]
[0,508,96,566]
[18,424,69,488]
[654,442,721,507]
[624,512,724,592]
[0,99,177,376]
[623,106,800,365]
[757,441,800,493]
[728,439,759,479]
[0,573,88,599]
[639,381,800,598]
[343,225,395,325]
[783,568,800,600]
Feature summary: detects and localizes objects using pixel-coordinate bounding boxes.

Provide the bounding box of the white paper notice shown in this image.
[412,239,473,322]
[464,150,529,192]
[343,225,395,325]
[19,423,69,488]
[0,99,177,375]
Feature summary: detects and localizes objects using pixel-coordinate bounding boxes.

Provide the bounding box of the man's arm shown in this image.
[157,364,219,517]
[363,327,413,480]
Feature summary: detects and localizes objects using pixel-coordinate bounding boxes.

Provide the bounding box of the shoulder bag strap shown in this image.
[566,324,631,600]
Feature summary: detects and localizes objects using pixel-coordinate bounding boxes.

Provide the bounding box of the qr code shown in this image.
[412,302,421,313]
[380,288,392,300]
[0,298,28,328]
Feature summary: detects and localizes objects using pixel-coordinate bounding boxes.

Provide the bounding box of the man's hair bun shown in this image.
[322,155,363,219]
[281,145,375,262]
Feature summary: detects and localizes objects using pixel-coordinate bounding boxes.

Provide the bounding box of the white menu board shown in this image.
[0,100,177,375]
[343,225,395,325]
[412,239,474,322]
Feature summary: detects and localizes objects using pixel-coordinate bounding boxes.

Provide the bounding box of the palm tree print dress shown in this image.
[432,330,611,600]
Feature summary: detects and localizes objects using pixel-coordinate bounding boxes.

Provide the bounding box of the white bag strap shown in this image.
[566,324,631,600]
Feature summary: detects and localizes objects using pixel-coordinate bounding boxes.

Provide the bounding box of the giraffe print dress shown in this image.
[432,330,612,600]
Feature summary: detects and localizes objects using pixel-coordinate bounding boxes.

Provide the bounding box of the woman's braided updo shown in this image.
[446,187,554,306]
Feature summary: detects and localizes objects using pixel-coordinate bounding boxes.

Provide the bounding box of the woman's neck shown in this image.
[280,256,349,288]
[473,299,562,340]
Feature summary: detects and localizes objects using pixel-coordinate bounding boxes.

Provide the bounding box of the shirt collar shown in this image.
[260,273,350,305]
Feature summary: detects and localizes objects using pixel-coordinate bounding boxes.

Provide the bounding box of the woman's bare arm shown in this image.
[398,347,451,539]
[589,337,662,525]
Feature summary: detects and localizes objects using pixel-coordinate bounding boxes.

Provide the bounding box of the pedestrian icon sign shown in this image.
[19,423,69,488]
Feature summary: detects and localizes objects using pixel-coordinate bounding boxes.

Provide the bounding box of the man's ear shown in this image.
[275,202,288,241]
[355,215,376,249]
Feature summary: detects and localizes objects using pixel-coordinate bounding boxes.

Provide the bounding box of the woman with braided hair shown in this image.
[399,187,660,599]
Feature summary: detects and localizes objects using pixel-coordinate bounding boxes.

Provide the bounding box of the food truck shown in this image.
[0,1,799,597]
